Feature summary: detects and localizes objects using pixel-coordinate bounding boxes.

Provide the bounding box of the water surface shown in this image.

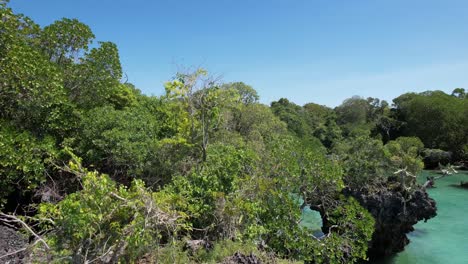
[373,171,468,264]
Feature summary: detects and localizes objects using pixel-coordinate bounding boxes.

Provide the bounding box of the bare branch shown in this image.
[0,213,50,250]
[0,247,28,260]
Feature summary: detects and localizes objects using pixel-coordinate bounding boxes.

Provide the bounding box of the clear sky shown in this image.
[8,0,468,107]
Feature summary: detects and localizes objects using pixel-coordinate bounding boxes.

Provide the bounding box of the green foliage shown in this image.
[263,135,344,204]
[303,102,333,124]
[0,28,71,136]
[0,2,41,52]
[193,240,261,263]
[335,96,370,132]
[247,177,374,264]
[38,161,185,263]
[0,121,57,206]
[150,242,192,263]
[76,104,191,186]
[229,103,288,153]
[394,90,468,159]
[164,68,240,161]
[451,88,466,99]
[151,240,296,264]
[303,103,343,149]
[461,144,468,160]
[309,196,375,264]
[271,98,313,138]
[164,143,257,239]
[251,185,313,260]
[384,137,424,176]
[221,82,259,105]
[107,83,138,109]
[334,135,425,188]
[0,6,131,113]
[333,135,387,188]
[254,135,374,263]
[67,41,128,109]
[40,18,94,65]
[335,96,393,141]
[270,99,342,150]
[422,148,452,168]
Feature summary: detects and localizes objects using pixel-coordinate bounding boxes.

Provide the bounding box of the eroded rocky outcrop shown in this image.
[343,181,437,258]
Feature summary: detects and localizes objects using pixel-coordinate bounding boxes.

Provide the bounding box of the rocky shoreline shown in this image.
[344,184,437,259]
[0,225,28,263]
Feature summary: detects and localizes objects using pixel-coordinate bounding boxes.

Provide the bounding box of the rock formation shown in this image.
[0,225,28,263]
[343,181,437,258]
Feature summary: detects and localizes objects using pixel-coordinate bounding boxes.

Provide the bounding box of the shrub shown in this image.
[0,121,57,206]
[422,148,452,169]
[38,160,186,263]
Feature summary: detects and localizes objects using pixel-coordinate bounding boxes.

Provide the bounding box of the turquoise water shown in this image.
[297,195,325,237]
[373,171,468,264]
[300,203,322,232]
[300,171,468,263]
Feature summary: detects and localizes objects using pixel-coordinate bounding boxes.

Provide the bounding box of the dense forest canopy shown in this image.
[0,1,466,263]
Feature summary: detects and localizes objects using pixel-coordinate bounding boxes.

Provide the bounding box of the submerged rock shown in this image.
[343,183,437,259]
[460,181,468,188]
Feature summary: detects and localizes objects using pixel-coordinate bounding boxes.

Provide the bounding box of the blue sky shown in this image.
[9,0,468,106]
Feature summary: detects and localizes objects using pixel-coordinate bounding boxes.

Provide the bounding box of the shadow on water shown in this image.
[407,228,427,238]
[360,229,427,264]
[448,183,468,189]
